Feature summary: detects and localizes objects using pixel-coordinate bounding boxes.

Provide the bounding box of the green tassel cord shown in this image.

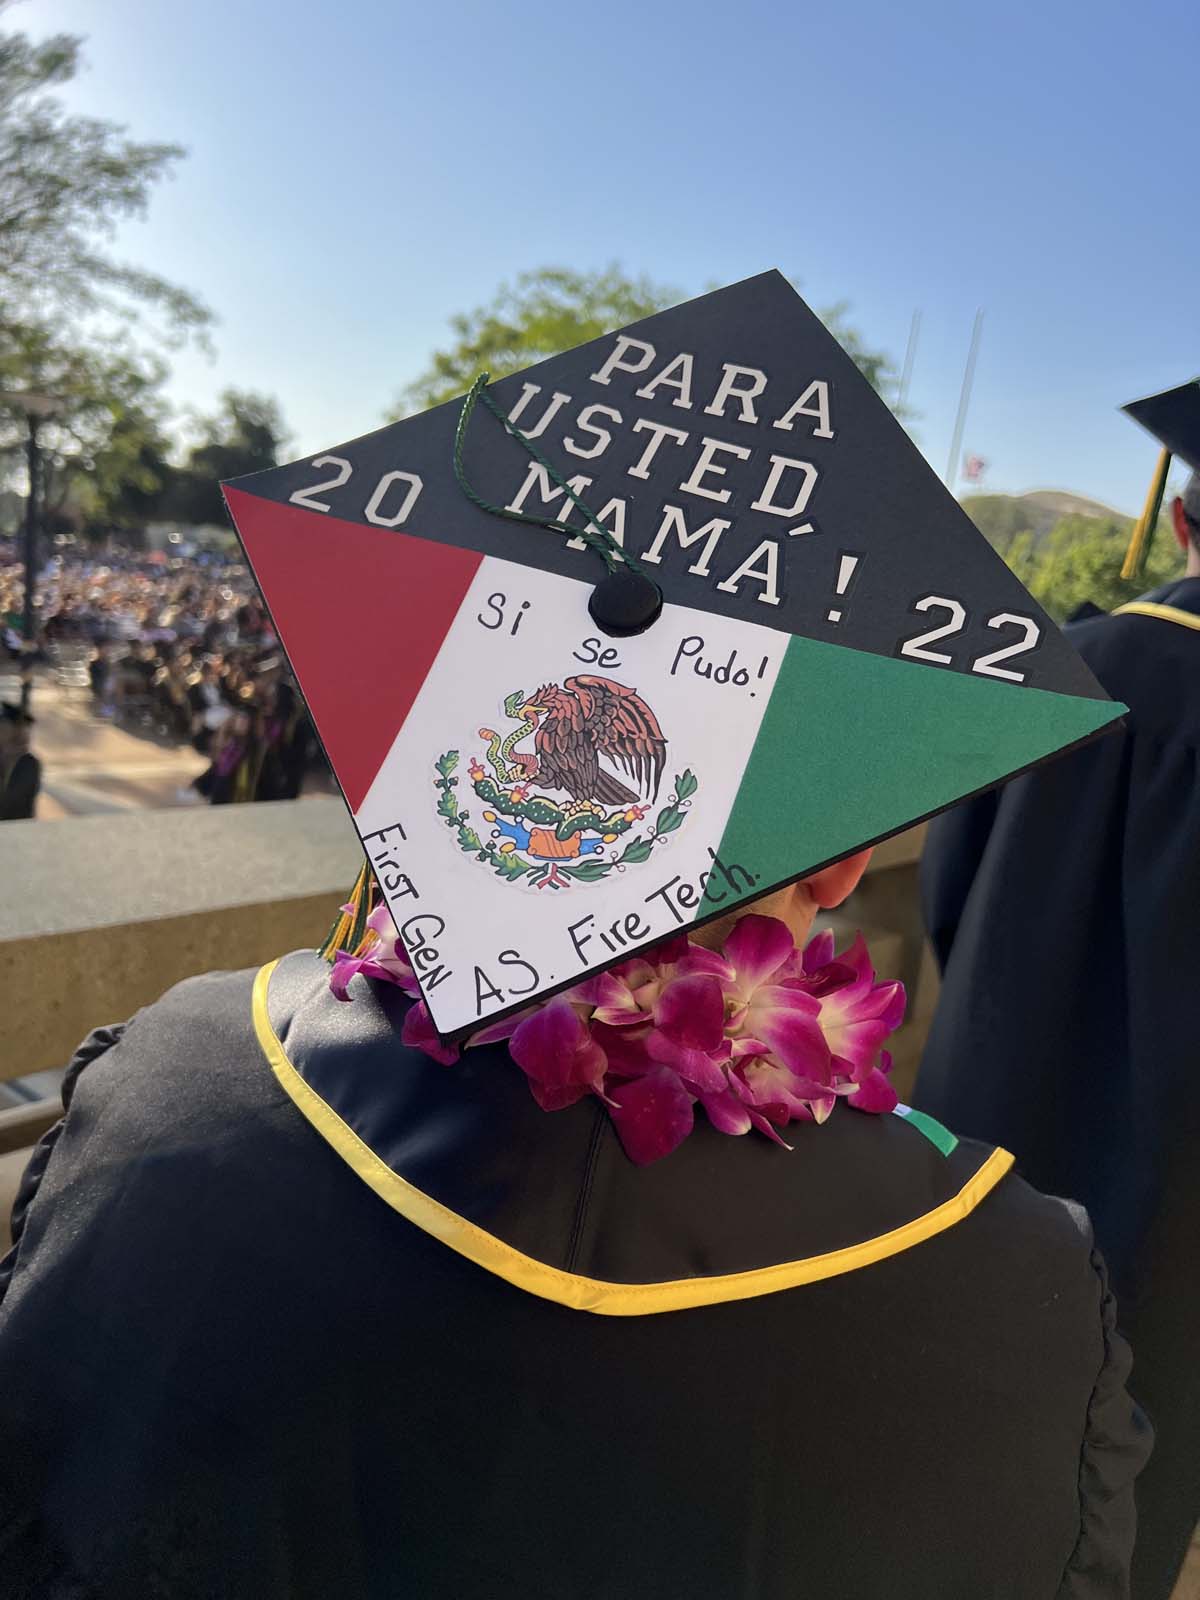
[317,861,381,963]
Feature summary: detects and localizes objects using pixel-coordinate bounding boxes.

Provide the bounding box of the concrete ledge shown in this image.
[0,797,362,941]
[1,798,362,1081]
[0,801,931,1126]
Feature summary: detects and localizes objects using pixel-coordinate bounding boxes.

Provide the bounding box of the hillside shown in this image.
[961,489,1129,550]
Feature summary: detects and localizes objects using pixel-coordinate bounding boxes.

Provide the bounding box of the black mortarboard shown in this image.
[224,271,1121,1038]
[1120,378,1200,578]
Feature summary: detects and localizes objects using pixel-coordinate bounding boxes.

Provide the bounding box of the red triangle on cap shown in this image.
[224,487,481,811]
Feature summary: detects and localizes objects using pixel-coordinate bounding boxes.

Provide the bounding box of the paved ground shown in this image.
[3,671,206,818]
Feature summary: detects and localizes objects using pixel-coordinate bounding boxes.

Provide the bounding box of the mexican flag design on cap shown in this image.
[225,272,1121,1036]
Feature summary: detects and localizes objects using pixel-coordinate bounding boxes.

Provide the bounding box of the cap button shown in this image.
[588,568,663,638]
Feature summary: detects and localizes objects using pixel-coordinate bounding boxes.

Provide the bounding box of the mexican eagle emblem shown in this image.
[433,674,698,890]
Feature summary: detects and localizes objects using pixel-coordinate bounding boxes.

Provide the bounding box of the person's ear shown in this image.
[805,848,873,909]
[1172,496,1190,555]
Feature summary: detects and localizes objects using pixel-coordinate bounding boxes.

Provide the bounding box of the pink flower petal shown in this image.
[698,1086,753,1137]
[791,960,857,1000]
[592,1004,653,1028]
[674,945,736,982]
[366,902,399,940]
[747,1109,794,1149]
[569,969,637,1016]
[821,985,906,1073]
[735,1055,830,1116]
[807,1093,837,1124]
[643,934,691,968]
[590,1020,655,1078]
[731,1036,771,1059]
[801,928,835,973]
[723,914,796,992]
[330,950,418,1002]
[646,1028,730,1095]
[466,1006,538,1047]
[654,972,726,1051]
[745,986,830,1082]
[608,1068,695,1164]
[510,1000,607,1112]
[329,951,366,1002]
[401,1001,460,1065]
[837,931,874,983]
[846,1065,899,1114]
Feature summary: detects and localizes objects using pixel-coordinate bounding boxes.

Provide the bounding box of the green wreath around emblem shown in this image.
[432,748,698,891]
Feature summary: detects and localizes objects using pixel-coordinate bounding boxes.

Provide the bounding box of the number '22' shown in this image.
[900,596,1041,682]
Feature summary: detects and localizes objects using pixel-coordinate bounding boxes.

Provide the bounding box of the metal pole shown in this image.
[944,308,984,490]
[898,309,921,414]
[21,413,39,715]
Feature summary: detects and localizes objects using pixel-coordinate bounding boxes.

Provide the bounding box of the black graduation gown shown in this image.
[916,574,1200,1600]
[0,953,1150,1600]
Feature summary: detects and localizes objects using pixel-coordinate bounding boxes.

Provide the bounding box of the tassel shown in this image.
[1121,447,1171,580]
[317,860,375,963]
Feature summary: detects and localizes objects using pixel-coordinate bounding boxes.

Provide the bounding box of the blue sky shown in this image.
[27,0,1200,513]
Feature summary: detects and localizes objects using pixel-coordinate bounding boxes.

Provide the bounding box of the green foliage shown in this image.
[963,489,1186,621]
[0,320,173,533]
[653,804,686,836]
[164,390,290,525]
[0,8,231,544]
[615,836,654,866]
[435,783,460,826]
[0,4,210,341]
[436,752,533,881]
[559,859,611,883]
[492,850,531,881]
[394,267,678,416]
[1011,514,1183,622]
[392,267,899,417]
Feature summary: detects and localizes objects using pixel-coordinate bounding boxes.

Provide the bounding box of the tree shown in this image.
[0,320,173,536]
[1003,513,1182,622]
[392,266,898,416]
[165,389,290,525]
[0,6,210,342]
[75,379,174,536]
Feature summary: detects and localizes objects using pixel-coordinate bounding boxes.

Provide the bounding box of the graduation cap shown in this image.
[1120,378,1200,579]
[224,270,1121,1039]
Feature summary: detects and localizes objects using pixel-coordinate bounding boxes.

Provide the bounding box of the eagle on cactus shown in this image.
[516,675,667,806]
[437,674,692,891]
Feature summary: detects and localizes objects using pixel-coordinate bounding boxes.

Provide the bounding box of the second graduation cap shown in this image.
[1120,378,1200,578]
[225,270,1121,1037]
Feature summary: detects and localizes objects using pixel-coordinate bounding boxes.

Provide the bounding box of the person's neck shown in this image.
[1185,548,1200,579]
[690,882,818,953]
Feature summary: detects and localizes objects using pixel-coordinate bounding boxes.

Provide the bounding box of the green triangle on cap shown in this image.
[716,632,1123,892]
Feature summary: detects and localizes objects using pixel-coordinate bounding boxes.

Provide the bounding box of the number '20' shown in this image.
[288,456,423,528]
[899,595,1042,683]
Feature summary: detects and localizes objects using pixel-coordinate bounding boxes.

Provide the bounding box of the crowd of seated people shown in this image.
[0,538,327,806]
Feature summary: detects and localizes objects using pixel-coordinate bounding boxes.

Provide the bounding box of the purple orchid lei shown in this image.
[330,905,905,1166]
